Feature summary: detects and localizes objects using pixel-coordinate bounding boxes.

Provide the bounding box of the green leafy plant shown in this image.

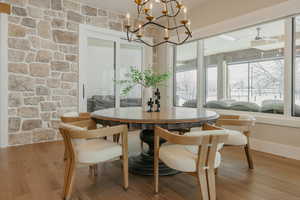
[116,67,171,95]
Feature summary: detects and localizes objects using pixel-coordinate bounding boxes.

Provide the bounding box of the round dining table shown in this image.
[91,107,219,176]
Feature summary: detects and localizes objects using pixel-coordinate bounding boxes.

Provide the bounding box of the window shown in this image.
[173,16,300,118]
[204,19,285,113]
[228,63,249,102]
[174,42,198,107]
[120,43,142,107]
[206,65,218,101]
[293,16,300,116]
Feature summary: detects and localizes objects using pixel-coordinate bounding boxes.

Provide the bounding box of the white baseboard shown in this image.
[250,138,300,161]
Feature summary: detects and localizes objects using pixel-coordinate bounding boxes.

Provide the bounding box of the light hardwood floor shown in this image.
[0,136,300,200]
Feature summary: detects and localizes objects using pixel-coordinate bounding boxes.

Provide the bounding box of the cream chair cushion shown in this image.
[184,130,226,153]
[224,129,247,146]
[76,139,122,164]
[159,144,221,172]
[59,123,121,164]
[159,130,227,172]
[219,114,254,146]
[60,123,87,145]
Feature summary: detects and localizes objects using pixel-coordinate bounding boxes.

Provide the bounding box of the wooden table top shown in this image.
[91,107,219,124]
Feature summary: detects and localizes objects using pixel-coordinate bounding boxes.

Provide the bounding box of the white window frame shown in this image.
[0,14,8,148]
[79,24,153,112]
[170,12,300,127]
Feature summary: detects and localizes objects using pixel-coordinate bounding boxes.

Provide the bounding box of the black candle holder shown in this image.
[147,98,154,112]
[154,88,161,112]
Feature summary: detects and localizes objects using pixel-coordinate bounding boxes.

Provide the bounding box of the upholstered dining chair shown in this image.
[154,124,228,200]
[215,114,256,169]
[61,112,100,176]
[59,120,129,200]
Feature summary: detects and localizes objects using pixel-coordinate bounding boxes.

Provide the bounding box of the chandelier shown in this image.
[125,0,192,47]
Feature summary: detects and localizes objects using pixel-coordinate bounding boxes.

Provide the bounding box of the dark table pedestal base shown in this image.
[129,129,180,176]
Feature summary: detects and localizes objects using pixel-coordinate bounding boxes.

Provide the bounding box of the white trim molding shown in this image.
[0,14,8,148]
[209,108,300,128]
[251,138,300,161]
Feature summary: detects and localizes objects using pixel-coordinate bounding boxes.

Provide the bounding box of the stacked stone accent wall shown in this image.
[4,0,158,146]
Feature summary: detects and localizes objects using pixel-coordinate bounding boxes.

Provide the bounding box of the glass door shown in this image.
[79,27,150,113]
[84,38,116,112]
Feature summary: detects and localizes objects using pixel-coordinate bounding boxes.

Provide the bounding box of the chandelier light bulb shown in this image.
[187,20,191,28]
[164,28,169,40]
[149,3,153,15]
[138,24,142,37]
[163,3,167,12]
[183,7,187,20]
[126,13,131,26]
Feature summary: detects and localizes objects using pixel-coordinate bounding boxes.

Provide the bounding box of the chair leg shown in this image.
[113,134,120,144]
[123,151,129,190]
[89,165,93,176]
[63,160,76,200]
[93,164,98,176]
[207,169,217,200]
[214,168,218,175]
[244,144,254,169]
[154,152,159,194]
[197,170,209,200]
[140,141,144,152]
[63,160,70,197]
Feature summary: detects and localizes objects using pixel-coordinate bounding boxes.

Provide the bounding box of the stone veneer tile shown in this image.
[8,50,26,62]
[18,107,39,118]
[29,0,51,9]
[9,74,35,91]
[12,6,27,16]
[8,63,29,74]
[22,119,42,131]
[81,5,97,16]
[8,24,26,37]
[53,30,78,45]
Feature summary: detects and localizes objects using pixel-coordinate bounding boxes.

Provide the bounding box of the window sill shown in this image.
[207,108,300,128]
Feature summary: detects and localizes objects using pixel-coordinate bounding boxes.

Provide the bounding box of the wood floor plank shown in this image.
[0,141,299,200]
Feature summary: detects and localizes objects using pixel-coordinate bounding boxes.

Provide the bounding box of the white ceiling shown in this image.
[81,0,208,15]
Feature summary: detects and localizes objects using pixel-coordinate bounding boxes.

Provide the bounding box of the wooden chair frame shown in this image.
[215,114,255,169]
[61,112,91,123]
[61,113,99,176]
[154,124,228,200]
[59,120,128,200]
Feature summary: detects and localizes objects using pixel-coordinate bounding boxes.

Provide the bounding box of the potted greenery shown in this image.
[116,67,170,111]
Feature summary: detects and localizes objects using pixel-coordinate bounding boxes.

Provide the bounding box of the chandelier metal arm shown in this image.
[128,27,191,48]
[128,21,186,34]
[127,0,192,48]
